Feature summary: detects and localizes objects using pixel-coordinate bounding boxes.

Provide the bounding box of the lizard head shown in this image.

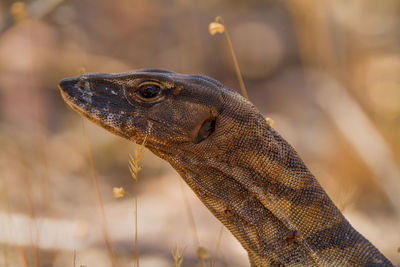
[59,69,256,160]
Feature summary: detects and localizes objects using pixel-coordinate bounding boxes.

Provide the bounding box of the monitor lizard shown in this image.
[59,69,393,266]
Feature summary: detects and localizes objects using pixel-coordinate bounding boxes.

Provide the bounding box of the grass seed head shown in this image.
[209,22,225,35]
[265,117,275,127]
[113,187,125,198]
[11,2,27,23]
[129,137,147,181]
[196,246,210,261]
[172,245,185,267]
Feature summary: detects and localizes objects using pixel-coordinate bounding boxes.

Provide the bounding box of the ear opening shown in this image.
[195,117,216,144]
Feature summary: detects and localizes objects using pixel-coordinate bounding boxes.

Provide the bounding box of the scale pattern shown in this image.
[59,69,393,266]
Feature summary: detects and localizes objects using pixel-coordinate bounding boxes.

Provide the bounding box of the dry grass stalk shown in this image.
[81,119,116,267]
[209,16,249,100]
[73,249,76,267]
[22,166,40,267]
[337,187,356,212]
[17,247,28,267]
[208,17,257,267]
[178,179,207,267]
[1,243,9,267]
[172,245,185,267]
[210,17,276,129]
[0,183,12,267]
[128,137,147,267]
[210,225,224,267]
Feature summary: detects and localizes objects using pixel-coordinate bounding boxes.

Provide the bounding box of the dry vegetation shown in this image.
[0,0,399,266]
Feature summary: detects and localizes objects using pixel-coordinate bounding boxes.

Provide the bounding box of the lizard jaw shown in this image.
[58,77,144,141]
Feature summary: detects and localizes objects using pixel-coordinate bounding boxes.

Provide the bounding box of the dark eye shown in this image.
[138,84,161,99]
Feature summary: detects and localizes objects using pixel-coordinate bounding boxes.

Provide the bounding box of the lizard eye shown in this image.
[124,81,164,105]
[137,84,161,100]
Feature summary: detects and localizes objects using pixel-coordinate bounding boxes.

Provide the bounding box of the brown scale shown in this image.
[286,230,302,245]
[224,209,232,217]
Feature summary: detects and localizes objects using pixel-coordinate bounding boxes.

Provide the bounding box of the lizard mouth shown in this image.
[59,76,141,140]
[59,81,93,116]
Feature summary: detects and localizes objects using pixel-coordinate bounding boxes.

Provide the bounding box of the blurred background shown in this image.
[0,0,399,266]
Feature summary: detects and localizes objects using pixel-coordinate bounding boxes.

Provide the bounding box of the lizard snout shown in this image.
[59,77,76,91]
[59,77,92,93]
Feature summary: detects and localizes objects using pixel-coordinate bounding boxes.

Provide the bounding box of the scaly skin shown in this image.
[59,69,393,266]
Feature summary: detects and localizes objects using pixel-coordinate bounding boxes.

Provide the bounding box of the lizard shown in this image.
[59,69,394,266]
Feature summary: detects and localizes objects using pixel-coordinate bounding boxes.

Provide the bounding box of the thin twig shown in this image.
[179,179,206,267]
[179,179,200,247]
[128,137,147,267]
[134,176,139,267]
[0,183,12,267]
[129,154,140,267]
[23,165,40,267]
[73,249,76,267]
[216,16,249,100]
[210,225,224,267]
[81,119,117,267]
[17,247,28,267]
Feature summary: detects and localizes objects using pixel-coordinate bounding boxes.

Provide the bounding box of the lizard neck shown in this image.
[155,111,392,266]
